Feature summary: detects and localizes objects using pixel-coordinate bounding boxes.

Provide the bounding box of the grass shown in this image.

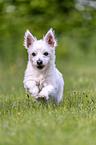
[0,58,96,145]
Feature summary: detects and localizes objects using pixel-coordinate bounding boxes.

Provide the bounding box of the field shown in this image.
[0,58,96,145]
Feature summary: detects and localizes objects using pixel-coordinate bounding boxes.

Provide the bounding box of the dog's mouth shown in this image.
[37,65,45,70]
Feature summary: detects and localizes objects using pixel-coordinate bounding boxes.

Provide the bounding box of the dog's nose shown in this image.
[37,60,43,65]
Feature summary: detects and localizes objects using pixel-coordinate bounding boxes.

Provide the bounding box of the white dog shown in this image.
[23,28,64,103]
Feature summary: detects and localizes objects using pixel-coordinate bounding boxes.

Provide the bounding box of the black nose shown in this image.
[37,60,43,65]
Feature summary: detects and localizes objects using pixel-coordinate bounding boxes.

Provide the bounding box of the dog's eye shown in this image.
[32,52,36,56]
[44,52,48,56]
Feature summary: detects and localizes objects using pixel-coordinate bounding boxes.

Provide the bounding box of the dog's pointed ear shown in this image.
[44,28,57,48]
[24,30,36,49]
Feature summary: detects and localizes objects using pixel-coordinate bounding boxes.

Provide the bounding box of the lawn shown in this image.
[0,58,96,145]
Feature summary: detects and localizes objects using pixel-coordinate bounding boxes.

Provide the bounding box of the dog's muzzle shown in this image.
[37,60,45,70]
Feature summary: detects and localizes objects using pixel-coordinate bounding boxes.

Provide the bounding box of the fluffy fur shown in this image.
[23,28,64,103]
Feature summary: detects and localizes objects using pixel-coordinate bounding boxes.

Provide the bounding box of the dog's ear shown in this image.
[44,28,57,48]
[24,30,36,49]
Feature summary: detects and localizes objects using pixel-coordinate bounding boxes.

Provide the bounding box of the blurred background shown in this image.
[0,0,96,93]
[0,0,96,65]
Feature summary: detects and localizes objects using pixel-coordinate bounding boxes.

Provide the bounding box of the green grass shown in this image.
[0,58,96,145]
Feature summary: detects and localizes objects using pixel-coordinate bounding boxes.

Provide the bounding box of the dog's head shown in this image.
[24,28,57,71]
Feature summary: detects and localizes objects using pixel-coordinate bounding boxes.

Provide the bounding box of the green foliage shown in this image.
[0,0,96,64]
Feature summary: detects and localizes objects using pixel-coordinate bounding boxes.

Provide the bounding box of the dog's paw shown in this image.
[36,95,46,100]
[39,91,49,100]
[29,86,39,97]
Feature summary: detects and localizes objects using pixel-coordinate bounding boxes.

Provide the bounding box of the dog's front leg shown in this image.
[39,85,54,100]
[25,81,39,97]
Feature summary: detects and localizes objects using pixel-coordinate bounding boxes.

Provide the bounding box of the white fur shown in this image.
[23,28,64,103]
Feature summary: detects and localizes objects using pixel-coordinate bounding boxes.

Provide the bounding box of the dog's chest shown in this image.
[35,74,47,90]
